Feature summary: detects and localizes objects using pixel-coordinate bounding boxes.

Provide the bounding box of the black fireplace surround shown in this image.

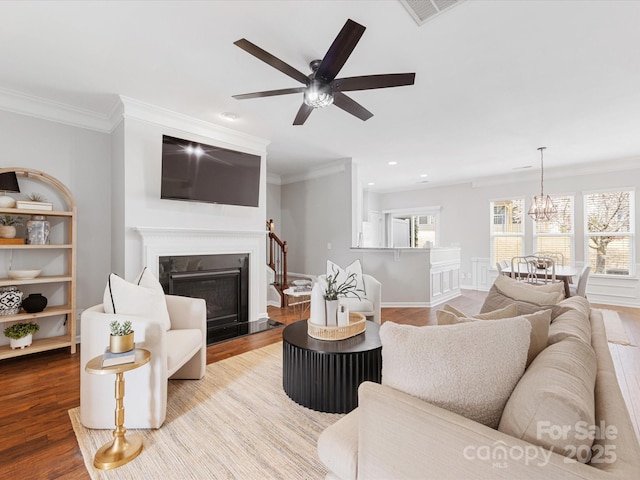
[159,253,249,345]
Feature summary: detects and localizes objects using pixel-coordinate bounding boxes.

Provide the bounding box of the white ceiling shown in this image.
[1,0,639,192]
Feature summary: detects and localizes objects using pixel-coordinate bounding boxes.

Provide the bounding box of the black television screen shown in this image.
[161,135,261,207]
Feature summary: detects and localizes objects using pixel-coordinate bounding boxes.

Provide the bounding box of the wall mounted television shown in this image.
[161,135,261,207]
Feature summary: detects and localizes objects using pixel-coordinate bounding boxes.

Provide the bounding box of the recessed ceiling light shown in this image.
[388,161,398,166]
[220,112,239,121]
[420,173,428,178]
[368,182,375,186]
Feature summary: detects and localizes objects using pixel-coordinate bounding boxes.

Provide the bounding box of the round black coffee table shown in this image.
[282,319,382,413]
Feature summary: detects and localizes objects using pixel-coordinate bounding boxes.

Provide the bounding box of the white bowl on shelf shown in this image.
[8,269,41,280]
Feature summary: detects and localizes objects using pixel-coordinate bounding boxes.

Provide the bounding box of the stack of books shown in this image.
[15,200,54,211]
[102,346,136,367]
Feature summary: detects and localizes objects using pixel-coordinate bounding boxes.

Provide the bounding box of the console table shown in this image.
[282,319,382,413]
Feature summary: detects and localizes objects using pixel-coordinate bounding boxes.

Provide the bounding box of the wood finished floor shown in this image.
[1,290,638,480]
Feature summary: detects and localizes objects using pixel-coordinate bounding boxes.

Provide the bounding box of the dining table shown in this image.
[500,264,578,298]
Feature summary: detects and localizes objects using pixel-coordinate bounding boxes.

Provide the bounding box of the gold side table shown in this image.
[85,348,151,470]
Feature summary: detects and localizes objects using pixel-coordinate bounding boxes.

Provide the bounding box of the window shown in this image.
[584,190,635,275]
[383,206,440,248]
[534,195,574,265]
[490,198,524,265]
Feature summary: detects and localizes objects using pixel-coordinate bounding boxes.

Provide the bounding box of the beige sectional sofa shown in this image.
[318,281,640,479]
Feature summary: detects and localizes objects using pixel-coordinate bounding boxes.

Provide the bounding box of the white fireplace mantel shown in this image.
[133,226,268,322]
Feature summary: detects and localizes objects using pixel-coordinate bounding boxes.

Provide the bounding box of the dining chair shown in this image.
[534,251,565,267]
[569,265,591,297]
[496,260,509,275]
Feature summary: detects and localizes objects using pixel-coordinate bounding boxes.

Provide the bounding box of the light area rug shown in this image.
[69,342,342,479]
[600,309,636,346]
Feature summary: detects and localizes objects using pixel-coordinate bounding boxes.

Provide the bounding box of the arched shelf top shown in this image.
[0,167,75,211]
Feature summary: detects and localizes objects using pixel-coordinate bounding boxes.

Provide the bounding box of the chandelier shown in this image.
[527,147,557,221]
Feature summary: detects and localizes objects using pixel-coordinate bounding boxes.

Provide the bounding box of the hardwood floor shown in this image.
[1,290,638,479]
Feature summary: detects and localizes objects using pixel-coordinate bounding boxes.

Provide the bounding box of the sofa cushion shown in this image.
[436,303,518,325]
[548,308,592,345]
[380,318,530,428]
[494,274,565,304]
[103,268,171,331]
[498,336,597,462]
[436,307,551,366]
[317,410,359,480]
[327,259,366,298]
[480,283,570,319]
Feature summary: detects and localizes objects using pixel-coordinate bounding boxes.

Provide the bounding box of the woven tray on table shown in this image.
[307,312,366,340]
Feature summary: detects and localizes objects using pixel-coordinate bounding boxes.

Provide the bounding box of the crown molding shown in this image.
[280,159,350,185]
[471,157,640,189]
[0,86,116,132]
[119,95,270,154]
[267,172,282,185]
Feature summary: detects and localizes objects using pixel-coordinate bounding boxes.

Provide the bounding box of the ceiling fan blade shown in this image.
[293,103,314,125]
[234,38,309,85]
[332,92,373,121]
[315,19,366,83]
[233,87,306,100]
[333,73,416,92]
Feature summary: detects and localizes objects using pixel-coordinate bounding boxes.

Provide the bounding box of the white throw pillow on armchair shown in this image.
[102,267,171,331]
[326,259,367,298]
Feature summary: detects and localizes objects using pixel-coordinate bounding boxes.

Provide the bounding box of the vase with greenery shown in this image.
[109,319,134,353]
[323,266,362,325]
[0,215,23,239]
[3,322,39,349]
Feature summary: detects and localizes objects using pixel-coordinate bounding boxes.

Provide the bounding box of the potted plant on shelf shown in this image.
[109,320,134,353]
[0,215,22,239]
[3,322,40,349]
[323,267,362,325]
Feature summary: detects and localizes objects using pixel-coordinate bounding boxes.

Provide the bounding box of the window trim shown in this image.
[490,197,525,267]
[583,187,636,277]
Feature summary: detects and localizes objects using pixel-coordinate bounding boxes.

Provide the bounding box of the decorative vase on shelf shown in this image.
[325,299,339,327]
[21,293,48,313]
[0,225,17,239]
[0,286,23,315]
[26,215,50,245]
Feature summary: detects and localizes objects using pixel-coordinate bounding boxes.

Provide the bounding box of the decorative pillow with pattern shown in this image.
[326,259,366,298]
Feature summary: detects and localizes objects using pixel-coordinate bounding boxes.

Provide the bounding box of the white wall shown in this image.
[266,180,281,232]
[113,97,270,319]
[281,160,354,277]
[0,109,111,340]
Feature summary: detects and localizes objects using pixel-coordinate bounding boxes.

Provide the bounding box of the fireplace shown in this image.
[159,253,249,344]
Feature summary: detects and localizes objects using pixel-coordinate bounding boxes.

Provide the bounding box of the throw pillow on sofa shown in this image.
[379,318,531,429]
[436,303,518,325]
[103,267,171,330]
[498,336,597,463]
[436,306,551,366]
[480,276,570,319]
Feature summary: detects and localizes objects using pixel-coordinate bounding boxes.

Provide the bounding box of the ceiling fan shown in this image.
[232,19,416,125]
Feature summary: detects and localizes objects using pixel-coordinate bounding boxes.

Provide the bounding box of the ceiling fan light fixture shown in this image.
[303,80,334,108]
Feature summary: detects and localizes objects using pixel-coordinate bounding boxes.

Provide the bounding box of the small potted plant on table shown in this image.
[0,215,23,239]
[323,267,362,325]
[3,322,40,349]
[109,320,134,353]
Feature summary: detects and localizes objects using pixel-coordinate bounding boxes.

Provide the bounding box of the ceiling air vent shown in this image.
[399,0,466,26]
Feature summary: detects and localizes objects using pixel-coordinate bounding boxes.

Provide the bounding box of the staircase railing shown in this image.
[266,219,288,307]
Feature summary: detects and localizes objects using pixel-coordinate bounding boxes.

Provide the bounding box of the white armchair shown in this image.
[80,294,206,429]
[318,273,382,324]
